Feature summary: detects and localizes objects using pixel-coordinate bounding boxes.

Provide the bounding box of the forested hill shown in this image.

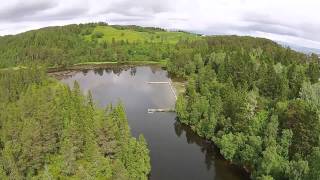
[1,23,320,180]
[0,23,196,68]
[0,22,314,69]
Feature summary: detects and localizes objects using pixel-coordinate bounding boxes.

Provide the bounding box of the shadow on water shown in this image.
[173,120,250,180]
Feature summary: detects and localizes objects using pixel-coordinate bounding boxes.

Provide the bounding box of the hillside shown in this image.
[86,25,198,44]
[0,22,309,69]
[0,23,200,68]
[0,23,320,180]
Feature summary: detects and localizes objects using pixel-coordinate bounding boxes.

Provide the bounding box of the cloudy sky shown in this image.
[1,0,319,49]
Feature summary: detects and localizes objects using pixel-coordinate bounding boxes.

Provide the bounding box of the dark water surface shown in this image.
[61,66,249,180]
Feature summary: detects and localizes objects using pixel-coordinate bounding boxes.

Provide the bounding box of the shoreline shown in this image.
[48,63,187,98]
[18,62,249,179]
[47,61,167,81]
[0,60,167,73]
[47,60,167,72]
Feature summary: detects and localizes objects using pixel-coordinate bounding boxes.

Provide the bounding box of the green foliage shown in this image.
[308,147,320,180]
[300,81,320,110]
[0,68,150,179]
[88,25,197,44]
[259,63,289,100]
[307,61,320,83]
[217,133,241,161]
[285,160,309,180]
[168,28,320,180]
[176,95,189,123]
[287,63,306,98]
[280,99,319,157]
[91,31,104,39]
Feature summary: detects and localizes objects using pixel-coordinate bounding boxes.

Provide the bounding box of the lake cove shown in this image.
[60,66,250,180]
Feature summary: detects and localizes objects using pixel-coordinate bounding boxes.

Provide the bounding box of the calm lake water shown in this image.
[61,66,249,180]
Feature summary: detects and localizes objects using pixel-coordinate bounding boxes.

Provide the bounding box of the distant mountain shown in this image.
[277,41,320,55]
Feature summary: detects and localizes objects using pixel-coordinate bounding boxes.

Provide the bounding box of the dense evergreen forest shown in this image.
[0,68,150,179]
[171,36,320,179]
[0,22,320,179]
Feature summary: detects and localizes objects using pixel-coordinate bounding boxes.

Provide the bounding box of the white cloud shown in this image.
[0,0,319,49]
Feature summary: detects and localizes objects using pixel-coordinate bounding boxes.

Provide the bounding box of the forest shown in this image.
[171,37,320,179]
[0,23,320,180]
[0,68,150,179]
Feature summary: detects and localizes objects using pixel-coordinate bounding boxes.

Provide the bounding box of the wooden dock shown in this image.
[148,82,169,84]
[148,108,174,113]
[168,79,177,100]
[147,81,177,100]
[147,81,177,113]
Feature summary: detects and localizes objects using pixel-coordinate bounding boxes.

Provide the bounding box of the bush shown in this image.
[92,32,104,38]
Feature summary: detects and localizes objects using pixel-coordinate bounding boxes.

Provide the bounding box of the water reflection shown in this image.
[173,121,212,170]
[61,66,249,180]
[173,120,250,180]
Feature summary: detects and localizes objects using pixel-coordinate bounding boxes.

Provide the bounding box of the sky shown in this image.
[0,0,320,49]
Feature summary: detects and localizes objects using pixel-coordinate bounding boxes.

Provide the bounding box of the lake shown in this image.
[61,66,249,180]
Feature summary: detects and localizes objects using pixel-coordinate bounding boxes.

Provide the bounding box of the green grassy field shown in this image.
[85,25,200,43]
[0,66,27,71]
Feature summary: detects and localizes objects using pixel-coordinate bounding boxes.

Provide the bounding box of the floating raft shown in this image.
[148,108,174,113]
